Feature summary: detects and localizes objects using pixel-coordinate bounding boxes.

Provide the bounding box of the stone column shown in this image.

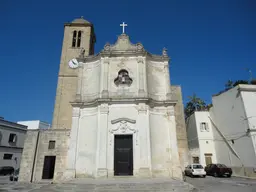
[63,107,80,180]
[137,103,151,177]
[102,58,109,98]
[166,106,183,179]
[137,57,145,97]
[96,104,109,177]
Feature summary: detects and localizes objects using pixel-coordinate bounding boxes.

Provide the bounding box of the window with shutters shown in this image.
[8,133,17,143]
[200,122,209,132]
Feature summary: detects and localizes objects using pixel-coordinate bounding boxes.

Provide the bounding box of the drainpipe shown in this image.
[30,130,40,182]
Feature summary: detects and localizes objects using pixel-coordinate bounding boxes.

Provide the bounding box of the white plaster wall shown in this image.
[194,112,217,167]
[241,90,256,155]
[76,107,98,177]
[146,60,170,101]
[211,86,256,168]
[81,60,101,101]
[149,106,181,178]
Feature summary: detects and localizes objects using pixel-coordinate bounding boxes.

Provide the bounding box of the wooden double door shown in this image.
[114,135,133,176]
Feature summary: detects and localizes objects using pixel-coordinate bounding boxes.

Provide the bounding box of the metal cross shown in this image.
[120,22,128,34]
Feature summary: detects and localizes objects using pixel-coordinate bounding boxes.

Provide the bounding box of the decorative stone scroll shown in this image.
[111,117,136,124]
[109,118,138,145]
[136,57,144,64]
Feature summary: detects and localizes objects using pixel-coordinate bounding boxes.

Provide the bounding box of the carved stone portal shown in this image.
[109,120,138,145]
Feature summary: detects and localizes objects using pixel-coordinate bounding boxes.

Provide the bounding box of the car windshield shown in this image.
[217,164,227,168]
[193,165,203,169]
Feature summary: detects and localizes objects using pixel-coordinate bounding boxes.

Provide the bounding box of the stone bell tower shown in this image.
[52,17,96,129]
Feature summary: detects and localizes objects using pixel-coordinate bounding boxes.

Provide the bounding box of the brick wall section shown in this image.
[19,129,70,182]
[172,85,189,169]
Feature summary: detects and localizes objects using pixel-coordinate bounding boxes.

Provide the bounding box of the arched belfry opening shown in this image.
[114,69,133,86]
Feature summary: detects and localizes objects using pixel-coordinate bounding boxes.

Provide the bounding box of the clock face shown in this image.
[68,59,79,69]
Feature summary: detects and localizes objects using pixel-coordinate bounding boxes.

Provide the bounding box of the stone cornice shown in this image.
[70,98,177,108]
[238,85,256,92]
[64,23,93,27]
[0,119,27,131]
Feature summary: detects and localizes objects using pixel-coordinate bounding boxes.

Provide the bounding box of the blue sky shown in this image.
[0,0,255,123]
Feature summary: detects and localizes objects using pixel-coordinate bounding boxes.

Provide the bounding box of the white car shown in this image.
[184,164,206,177]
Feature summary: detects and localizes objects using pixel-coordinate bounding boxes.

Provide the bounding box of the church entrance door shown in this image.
[42,156,56,179]
[114,135,133,176]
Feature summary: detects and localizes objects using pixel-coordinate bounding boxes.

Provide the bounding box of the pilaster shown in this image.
[102,58,109,98]
[166,106,183,179]
[164,61,172,100]
[75,67,83,101]
[137,103,151,177]
[96,104,109,178]
[63,107,80,180]
[137,57,146,97]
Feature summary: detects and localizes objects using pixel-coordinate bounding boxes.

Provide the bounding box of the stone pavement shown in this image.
[0,178,196,192]
[186,175,256,192]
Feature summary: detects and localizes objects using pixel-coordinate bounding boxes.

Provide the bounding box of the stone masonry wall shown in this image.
[19,129,70,182]
[19,130,39,182]
[52,25,93,130]
[172,85,189,169]
[32,129,70,182]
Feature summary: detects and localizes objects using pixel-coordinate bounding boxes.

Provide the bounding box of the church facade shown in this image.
[19,18,189,182]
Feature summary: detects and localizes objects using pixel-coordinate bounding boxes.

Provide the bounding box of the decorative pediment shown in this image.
[102,34,145,54]
[111,117,136,124]
[76,34,170,62]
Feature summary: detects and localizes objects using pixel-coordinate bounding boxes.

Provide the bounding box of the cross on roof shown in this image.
[120,22,128,34]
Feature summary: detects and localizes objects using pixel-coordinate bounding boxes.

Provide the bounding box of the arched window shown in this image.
[72,31,77,47]
[77,31,82,48]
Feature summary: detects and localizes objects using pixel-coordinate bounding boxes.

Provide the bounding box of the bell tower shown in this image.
[52,17,96,129]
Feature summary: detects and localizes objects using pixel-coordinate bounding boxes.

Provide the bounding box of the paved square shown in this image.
[0,178,195,192]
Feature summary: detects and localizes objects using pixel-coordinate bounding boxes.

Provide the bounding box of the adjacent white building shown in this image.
[186,84,256,177]
[186,111,217,167]
[17,120,50,130]
[0,117,27,170]
[210,84,256,177]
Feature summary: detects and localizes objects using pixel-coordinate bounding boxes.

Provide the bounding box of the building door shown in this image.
[114,135,133,176]
[42,156,56,179]
[204,153,212,166]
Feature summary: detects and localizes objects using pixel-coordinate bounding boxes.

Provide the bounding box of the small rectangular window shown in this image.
[3,154,13,160]
[192,156,199,163]
[200,122,209,132]
[48,140,55,149]
[8,133,17,143]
